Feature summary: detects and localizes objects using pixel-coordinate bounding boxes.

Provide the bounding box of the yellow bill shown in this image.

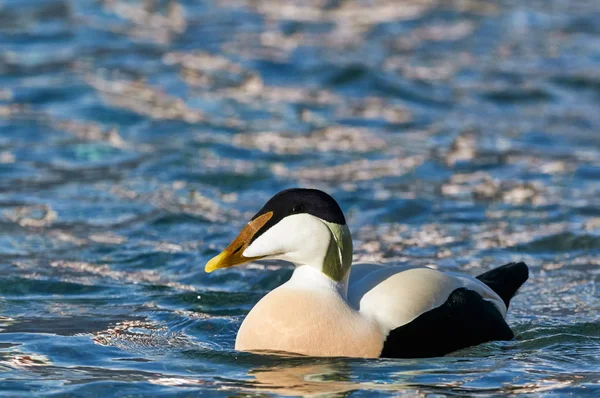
[205,212,273,273]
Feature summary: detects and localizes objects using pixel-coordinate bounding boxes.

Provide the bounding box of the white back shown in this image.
[349,265,507,335]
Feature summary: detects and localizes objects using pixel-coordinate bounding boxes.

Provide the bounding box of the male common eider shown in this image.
[205,188,529,358]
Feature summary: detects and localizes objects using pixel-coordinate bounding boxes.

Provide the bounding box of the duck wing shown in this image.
[347,263,527,358]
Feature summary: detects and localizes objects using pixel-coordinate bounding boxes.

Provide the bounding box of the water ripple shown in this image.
[0,0,599,396]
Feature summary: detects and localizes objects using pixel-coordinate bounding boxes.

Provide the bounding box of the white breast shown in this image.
[348,265,507,335]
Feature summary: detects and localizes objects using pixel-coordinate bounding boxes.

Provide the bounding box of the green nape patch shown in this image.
[322,222,353,282]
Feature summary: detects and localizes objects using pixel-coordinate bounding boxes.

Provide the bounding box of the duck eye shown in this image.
[291,204,304,214]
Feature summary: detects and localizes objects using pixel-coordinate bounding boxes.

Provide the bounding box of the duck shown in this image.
[205,188,529,358]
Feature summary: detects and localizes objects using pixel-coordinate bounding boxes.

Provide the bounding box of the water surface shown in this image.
[0,0,599,396]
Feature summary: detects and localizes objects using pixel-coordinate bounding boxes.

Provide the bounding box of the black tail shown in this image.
[476,262,529,308]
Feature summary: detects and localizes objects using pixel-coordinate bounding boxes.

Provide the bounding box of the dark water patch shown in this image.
[0,57,75,78]
[480,86,553,103]
[0,277,108,296]
[108,249,190,271]
[552,73,600,93]
[76,103,147,127]
[562,14,600,34]
[575,165,600,180]
[0,381,43,395]
[180,171,271,190]
[514,233,600,253]
[519,322,600,340]
[58,381,206,397]
[1,316,145,336]
[148,212,212,227]
[378,199,431,224]
[373,73,453,108]
[171,290,264,316]
[576,205,600,217]
[326,63,369,87]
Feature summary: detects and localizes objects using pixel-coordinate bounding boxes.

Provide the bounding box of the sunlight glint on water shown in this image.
[0,0,599,396]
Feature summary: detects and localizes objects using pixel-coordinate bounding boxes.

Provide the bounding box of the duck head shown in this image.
[205,188,353,282]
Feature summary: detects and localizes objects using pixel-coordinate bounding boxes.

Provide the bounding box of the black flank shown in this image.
[380,287,514,358]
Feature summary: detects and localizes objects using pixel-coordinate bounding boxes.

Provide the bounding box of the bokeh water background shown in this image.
[1,0,599,396]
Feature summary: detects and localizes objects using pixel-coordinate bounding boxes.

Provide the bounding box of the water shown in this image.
[0,0,599,395]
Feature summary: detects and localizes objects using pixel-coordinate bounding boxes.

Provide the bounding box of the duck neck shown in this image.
[288,265,350,299]
[287,222,353,298]
[321,222,353,284]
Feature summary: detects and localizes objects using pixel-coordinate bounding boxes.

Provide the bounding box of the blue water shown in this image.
[1,0,599,396]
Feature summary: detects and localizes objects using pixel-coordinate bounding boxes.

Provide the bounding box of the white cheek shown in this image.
[243,214,331,265]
